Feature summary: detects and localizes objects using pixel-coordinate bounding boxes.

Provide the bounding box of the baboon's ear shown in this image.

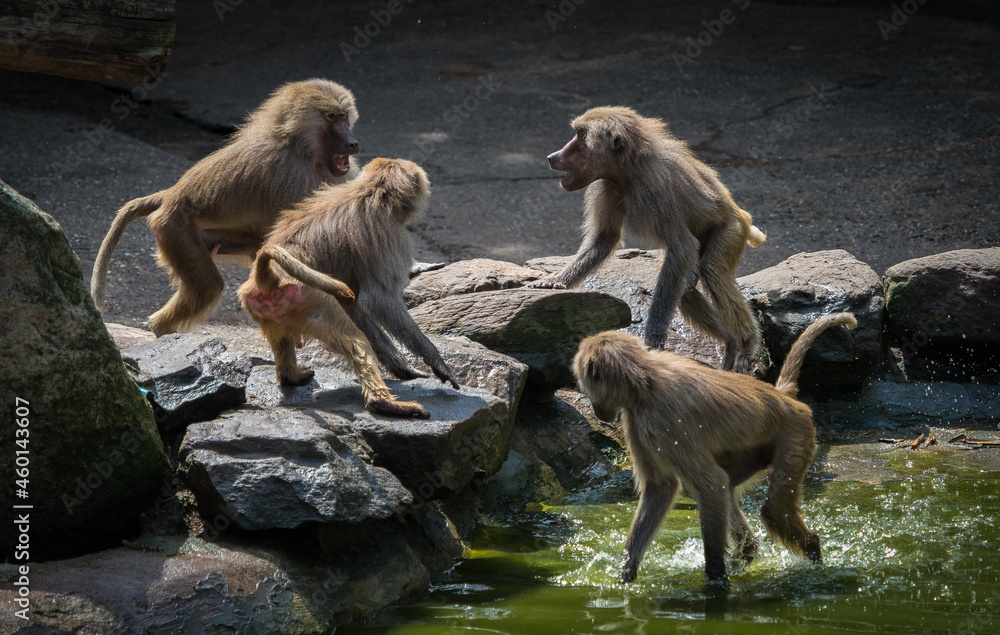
[611,135,624,151]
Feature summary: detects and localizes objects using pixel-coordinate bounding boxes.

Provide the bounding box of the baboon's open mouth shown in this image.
[332,155,351,175]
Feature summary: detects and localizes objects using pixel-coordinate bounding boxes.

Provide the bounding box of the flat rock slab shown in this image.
[405,258,544,307]
[527,249,729,367]
[245,361,512,500]
[884,248,1000,346]
[409,288,632,390]
[181,407,412,531]
[124,333,252,431]
[740,249,884,379]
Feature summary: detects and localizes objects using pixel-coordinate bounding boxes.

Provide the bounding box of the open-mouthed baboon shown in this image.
[536,106,766,374]
[91,78,361,336]
[573,312,857,586]
[238,158,459,417]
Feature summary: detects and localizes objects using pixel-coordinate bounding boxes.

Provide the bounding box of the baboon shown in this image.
[238,158,459,417]
[91,78,361,336]
[535,106,767,373]
[573,312,857,586]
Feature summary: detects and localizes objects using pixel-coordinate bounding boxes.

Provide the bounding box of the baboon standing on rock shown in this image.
[91,79,361,336]
[537,106,766,373]
[238,158,459,418]
[573,312,857,587]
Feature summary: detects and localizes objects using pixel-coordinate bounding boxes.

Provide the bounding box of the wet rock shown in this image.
[884,248,1000,345]
[405,258,544,307]
[0,180,164,560]
[0,517,460,634]
[486,388,622,502]
[124,333,252,431]
[814,379,1000,428]
[180,407,412,531]
[527,249,732,368]
[740,250,884,383]
[409,288,632,391]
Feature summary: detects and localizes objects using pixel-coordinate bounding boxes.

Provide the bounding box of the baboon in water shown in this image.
[536,106,766,373]
[91,79,360,336]
[238,158,459,418]
[573,312,857,586]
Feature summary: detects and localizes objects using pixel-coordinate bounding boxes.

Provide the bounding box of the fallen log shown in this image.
[0,0,175,83]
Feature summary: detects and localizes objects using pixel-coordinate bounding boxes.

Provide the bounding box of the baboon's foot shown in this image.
[369,398,431,419]
[279,368,315,386]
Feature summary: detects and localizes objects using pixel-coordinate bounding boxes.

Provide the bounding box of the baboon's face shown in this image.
[548,128,600,192]
[319,110,359,177]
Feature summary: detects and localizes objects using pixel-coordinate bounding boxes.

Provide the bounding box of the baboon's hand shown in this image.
[527,278,566,290]
[643,331,668,350]
[433,361,461,390]
[391,366,430,381]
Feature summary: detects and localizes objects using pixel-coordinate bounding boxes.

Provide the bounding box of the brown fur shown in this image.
[91,79,361,336]
[536,106,767,373]
[238,158,459,418]
[573,312,857,586]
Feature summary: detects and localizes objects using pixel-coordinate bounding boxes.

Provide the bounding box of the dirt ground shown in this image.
[0,0,997,331]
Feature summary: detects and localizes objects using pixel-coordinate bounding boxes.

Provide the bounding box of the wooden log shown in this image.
[0,0,175,83]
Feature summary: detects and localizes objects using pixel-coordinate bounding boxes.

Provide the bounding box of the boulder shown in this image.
[487,388,621,502]
[526,249,728,367]
[124,334,252,431]
[409,288,632,390]
[104,322,156,349]
[244,361,513,502]
[404,258,544,307]
[426,335,529,413]
[740,250,884,381]
[884,248,1000,347]
[0,512,460,634]
[180,408,412,531]
[813,379,1000,428]
[0,180,165,560]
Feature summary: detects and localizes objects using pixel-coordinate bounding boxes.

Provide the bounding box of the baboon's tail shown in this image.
[90,192,165,312]
[747,224,766,248]
[255,245,355,302]
[774,312,857,397]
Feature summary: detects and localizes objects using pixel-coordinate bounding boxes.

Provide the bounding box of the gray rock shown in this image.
[243,359,514,502]
[405,258,544,307]
[104,322,156,349]
[180,407,412,531]
[486,388,621,502]
[814,379,1000,428]
[527,249,727,367]
[124,333,252,431]
[409,288,632,390]
[740,250,885,380]
[0,514,460,634]
[0,180,164,560]
[427,335,529,413]
[884,248,1000,346]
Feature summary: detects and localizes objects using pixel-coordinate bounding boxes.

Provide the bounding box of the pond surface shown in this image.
[340,448,1000,634]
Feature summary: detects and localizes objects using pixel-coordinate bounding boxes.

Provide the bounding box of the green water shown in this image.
[340,453,1000,634]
